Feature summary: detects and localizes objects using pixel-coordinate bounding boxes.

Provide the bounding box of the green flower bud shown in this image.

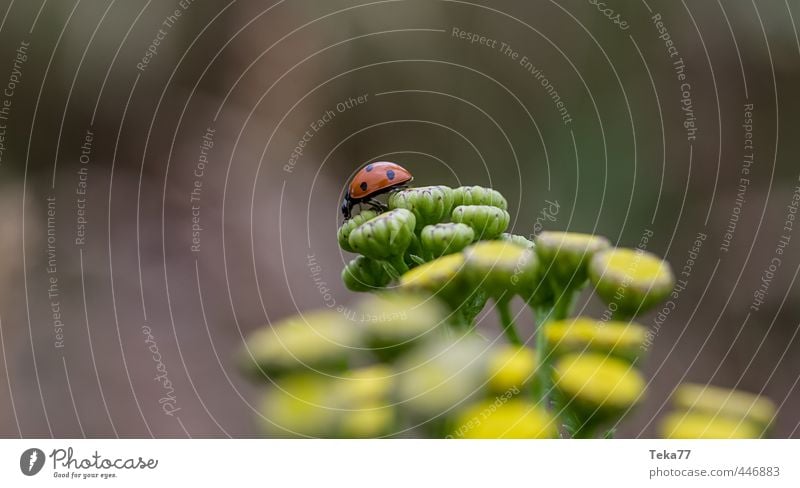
[452,185,508,210]
[588,248,675,317]
[659,411,763,439]
[348,209,416,270]
[451,205,510,241]
[341,256,392,292]
[544,317,647,363]
[451,399,557,439]
[398,253,469,309]
[535,231,610,290]
[395,335,488,419]
[486,345,538,393]
[357,292,447,360]
[240,311,357,379]
[500,233,535,249]
[671,383,776,431]
[337,210,379,252]
[420,223,475,258]
[388,186,454,232]
[552,353,645,431]
[259,373,342,437]
[462,240,537,299]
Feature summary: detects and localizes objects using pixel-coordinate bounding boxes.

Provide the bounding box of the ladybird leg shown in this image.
[387,185,408,194]
[365,198,387,212]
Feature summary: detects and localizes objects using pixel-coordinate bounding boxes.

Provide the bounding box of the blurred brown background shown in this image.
[0,0,798,437]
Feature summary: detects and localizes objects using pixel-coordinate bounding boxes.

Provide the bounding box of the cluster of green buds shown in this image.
[659,383,776,438]
[338,185,510,283]
[242,181,777,439]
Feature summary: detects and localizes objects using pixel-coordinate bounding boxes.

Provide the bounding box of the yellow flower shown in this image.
[261,368,399,438]
[660,411,763,439]
[589,248,675,317]
[340,404,396,438]
[358,293,447,359]
[452,399,557,439]
[486,345,538,393]
[464,240,522,265]
[339,364,395,405]
[671,383,776,430]
[398,253,469,308]
[544,317,647,362]
[462,240,538,299]
[553,353,645,416]
[260,374,341,437]
[395,335,488,418]
[241,311,357,378]
[535,231,610,289]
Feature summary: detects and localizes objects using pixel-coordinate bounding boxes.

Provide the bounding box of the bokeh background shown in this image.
[0,0,798,437]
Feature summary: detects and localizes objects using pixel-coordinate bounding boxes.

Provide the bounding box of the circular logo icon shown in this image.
[20,448,45,476]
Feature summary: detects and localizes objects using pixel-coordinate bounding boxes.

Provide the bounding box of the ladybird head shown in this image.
[341,191,352,219]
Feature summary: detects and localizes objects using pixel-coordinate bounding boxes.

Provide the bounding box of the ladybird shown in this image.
[342,162,413,219]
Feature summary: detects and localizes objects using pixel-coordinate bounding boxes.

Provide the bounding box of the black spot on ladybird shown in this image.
[386,169,395,180]
[360,181,368,191]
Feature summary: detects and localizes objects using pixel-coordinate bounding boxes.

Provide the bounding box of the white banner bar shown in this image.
[1,439,797,487]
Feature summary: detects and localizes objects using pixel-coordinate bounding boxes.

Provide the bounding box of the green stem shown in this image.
[611,308,635,322]
[388,255,409,275]
[551,285,578,321]
[572,423,597,439]
[462,290,488,327]
[447,306,469,331]
[496,297,522,346]
[533,306,552,406]
[530,287,576,409]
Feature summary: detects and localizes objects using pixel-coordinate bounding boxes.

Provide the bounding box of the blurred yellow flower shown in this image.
[671,383,776,431]
[241,311,357,378]
[452,399,557,439]
[261,368,398,438]
[486,345,537,393]
[339,364,395,405]
[395,335,488,418]
[399,253,468,307]
[340,403,396,438]
[260,374,341,437]
[544,317,646,361]
[357,293,446,357]
[400,253,464,289]
[660,411,763,439]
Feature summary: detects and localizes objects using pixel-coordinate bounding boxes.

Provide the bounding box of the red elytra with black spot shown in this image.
[341,162,413,219]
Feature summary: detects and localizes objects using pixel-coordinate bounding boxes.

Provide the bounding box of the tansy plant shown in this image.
[240,184,776,438]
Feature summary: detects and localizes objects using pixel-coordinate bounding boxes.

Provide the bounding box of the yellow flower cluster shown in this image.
[325,181,779,439]
[242,293,557,438]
